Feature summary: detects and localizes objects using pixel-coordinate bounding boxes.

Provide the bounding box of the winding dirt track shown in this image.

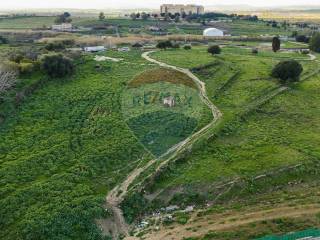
[99,51,222,239]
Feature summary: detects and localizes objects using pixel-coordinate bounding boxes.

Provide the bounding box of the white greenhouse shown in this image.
[203,28,224,37]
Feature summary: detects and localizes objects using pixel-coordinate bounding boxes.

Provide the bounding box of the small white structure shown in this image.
[118,47,130,52]
[51,23,73,32]
[203,28,224,37]
[163,96,175,108]
[84,46,106,53]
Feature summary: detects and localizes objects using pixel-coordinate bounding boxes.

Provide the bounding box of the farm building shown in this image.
[84,46,106,52]
[163,96,175,107]
[203,28,224,37]
[51,23,73,32]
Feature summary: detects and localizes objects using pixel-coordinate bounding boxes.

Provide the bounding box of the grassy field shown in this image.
[146,45,319,193]
[122,67,210,156]
[0,49,156,239]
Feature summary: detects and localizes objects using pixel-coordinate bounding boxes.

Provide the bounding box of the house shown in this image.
[163,97,175,107]
[51,23,73,32]
[203,28,224,37]
[84,46,106,52]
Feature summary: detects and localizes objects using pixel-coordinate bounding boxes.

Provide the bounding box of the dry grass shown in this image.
[128,67,197,89]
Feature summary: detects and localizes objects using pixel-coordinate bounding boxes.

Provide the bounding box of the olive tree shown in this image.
[0,65,18,95]
[271,60,303,83]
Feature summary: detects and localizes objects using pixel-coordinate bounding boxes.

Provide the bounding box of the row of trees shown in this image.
[54,12,72,24]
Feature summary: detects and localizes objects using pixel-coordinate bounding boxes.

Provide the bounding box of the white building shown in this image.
[84,46,106,52]
[51,23,73,32]
[163,96,175,107]
[203,28,224,37]
[160,4,204,15]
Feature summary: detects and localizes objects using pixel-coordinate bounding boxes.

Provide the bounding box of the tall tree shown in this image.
[272,36,281,52]
[310,33,320,53]
[99,12,105,21]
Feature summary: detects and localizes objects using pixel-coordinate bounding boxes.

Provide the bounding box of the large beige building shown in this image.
[160,4,204,15]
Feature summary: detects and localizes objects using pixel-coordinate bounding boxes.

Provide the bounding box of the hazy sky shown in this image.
[1,0,319,9]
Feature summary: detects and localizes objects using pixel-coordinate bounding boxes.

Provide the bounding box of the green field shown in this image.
[144,46,320,194]
[0,49,156,239]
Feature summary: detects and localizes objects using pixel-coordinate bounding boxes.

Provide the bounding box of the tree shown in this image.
[296,35,310,43]
[208,45,221,55]
[310,33,320,53]
[41,54,74,78]
[130,13,137,20]
[99,12,105,21]
[272,36,281,52]
[0,65,18,95]
[55,12,72,24]
[174,15,180,23]
[141,12,149,21]
[156,40,173,50]
[0,36,8,44]
[184,45,192,50]
[271,60,303,83]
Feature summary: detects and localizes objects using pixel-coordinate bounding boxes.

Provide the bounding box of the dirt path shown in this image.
[143,204,320,240]
[99,51,222,239]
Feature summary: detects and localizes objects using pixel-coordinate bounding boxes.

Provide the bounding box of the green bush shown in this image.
[41,54,74,78]
[183,45,192,50]
[156,40,173,50]
[271,60,303,83]
[208,45,221,55]
[310,33,320,53]
[45,42,66,51]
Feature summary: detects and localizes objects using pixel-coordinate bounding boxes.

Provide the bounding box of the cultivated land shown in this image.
[0,9,320,240]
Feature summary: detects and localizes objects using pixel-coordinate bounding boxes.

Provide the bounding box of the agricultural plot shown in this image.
[0,49,154,239]
[148,45,320,194]
[122,68,210,156]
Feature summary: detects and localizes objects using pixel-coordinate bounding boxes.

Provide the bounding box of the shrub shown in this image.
[41,54,74,78]
[296,35,310,43]
[208,45,221,55]
[183,45,192,50]
[0,36,8,44]
[19,63,34,74]
[310,33,320,53]
[156,40,173,50]
[45,42,66,51]
[272,36,281,52]
[271,60,303,83]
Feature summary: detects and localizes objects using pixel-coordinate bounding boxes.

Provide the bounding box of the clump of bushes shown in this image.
[183,45,192,50]
[41,54,74,78]
[156,40,173,50]
[208,45,221,55]
[310,33,320,53]
[0,36,8,44]
[271,60,303,83]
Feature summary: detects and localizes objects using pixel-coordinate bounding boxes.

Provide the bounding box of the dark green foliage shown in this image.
[296,35,310,43]
[55,12,72,24]
[156,40,173,50]
[121,193,148,223]
[0,35,8,44]
[272,36,281,52]
[207,45,221,55]
[45,42,66,51]
[310,33,320,53]
[184,45,192,50]
[271,60,303,83]
[41,54,74,78]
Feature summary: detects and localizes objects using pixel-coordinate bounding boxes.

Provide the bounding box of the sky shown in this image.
[0,0,319,9]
